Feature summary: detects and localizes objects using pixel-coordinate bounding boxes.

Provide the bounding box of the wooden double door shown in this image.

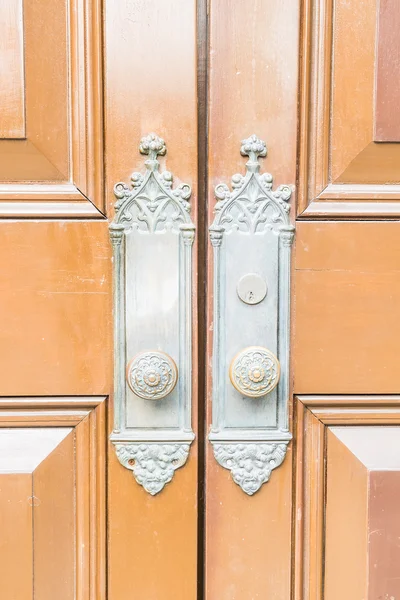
[1,0,400,598]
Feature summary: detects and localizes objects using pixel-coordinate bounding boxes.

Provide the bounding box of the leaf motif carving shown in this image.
[213,443,287,495]
[115,443,190,495]
[210,135,294,234]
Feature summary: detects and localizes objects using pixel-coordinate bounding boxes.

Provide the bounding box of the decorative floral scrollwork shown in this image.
[112,133,193,232]
[229,346,280,397]
[115,443,190,495]
[127,351,178,400]
[213,442,287,495]
[210,134,294,232]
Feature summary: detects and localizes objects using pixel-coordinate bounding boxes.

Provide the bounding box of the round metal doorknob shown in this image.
[126,351,178,400]
[229,346,280,398]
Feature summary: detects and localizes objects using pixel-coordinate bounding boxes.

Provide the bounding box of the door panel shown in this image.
[0,0,25,138]
[104,0,199,597]
[1,0,399,597]
[0,397,106,599]
[293,221,400,393]
[0,221,111,396]
[0,0,103,214]
[295,396,400,600]
[299,0,400,216]
[205,0,299,597]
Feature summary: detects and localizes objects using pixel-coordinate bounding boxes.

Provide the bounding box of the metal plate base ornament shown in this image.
[109,134,195,495]
[213,442,288,496]
[209,135,295,495]
[114,442,190,496]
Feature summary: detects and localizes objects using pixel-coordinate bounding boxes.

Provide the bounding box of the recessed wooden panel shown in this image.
[33,432,75,600]
[293,221,400,393]
[0,398,106,599]
[327,427,400,600]
[0,474,33,600]
[0,0,104,215]
[369,469,400,600]
[325,429,369,600]
[0,221,111,396]
[298,0,400,216]
[0,0,25,139]
[205,0,299,597]
[295,397,400,599]
[375,0,400,142]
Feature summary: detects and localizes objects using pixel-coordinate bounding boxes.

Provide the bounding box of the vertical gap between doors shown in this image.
[196,0,208,597]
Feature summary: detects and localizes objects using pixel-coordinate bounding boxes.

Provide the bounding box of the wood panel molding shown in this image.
[0,396,106,599]
[298,0,400,218]
[0,0,104,218]
[294,395,400,599]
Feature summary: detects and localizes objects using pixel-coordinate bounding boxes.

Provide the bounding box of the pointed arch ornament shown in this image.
[109,134,195,495]
[209,135,295,495]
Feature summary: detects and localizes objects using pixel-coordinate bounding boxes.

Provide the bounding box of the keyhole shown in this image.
[237,273,268,305]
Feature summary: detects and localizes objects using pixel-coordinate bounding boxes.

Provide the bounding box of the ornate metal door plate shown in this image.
[209,135,295,495]
[110,134,195,495]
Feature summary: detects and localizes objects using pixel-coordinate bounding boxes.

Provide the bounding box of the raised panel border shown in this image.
[0,0,104,218]
[0,396,107,596]
[293,395,400,599]
[297,0,400,218]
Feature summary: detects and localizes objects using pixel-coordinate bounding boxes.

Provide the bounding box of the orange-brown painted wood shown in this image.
[0,0,25,138]
[104,0,199,597]
[374,0,400,142]
[0,221,111,396]
[2,0,400,596]
[298,0,400,217]
[205,0,299,597]
[0,0,104,214]
[0,475,33,599]
[293,221,400,394]
[295,396,400,599]
[0,398,106,599]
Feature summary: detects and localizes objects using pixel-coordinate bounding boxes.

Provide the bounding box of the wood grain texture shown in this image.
[293,221,400,393]
[0,221,111,395]
[369,470,400,600]
[375,0,400,141]
[0,475,33,600]
[33,433,75,600]
[0,0,25,138]
[330,0,376,182]
[105,1,198,597]
[205,0,299,597]
[0,398,106,599]
[0,0,104,214]
[325,429,368,600]
[298,0,400,215]
[295,397,400,599]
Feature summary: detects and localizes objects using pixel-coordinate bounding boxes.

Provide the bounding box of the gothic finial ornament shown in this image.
[209,135,294,494]
[110,134,195,494]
